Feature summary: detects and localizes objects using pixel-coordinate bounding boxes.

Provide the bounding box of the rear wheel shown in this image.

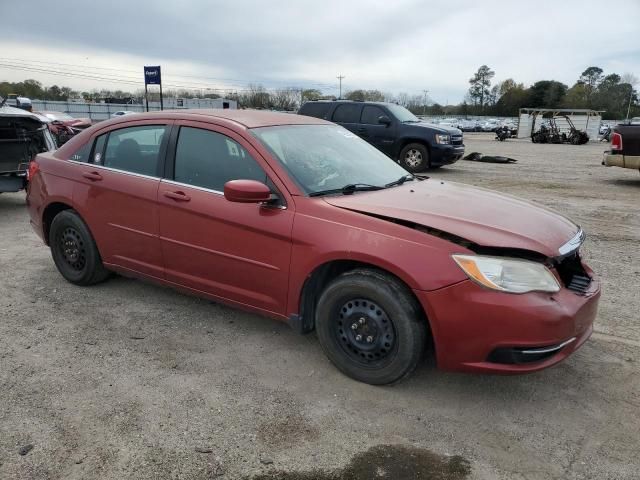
[399,143,430,172]
[50,210,110,286]
[315,269,427,385]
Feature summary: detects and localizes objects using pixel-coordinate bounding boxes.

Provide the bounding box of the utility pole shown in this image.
[337,75,345,99]
[423,89,429,116]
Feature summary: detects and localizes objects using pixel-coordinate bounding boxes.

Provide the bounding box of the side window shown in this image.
[361,106,386,125]
[331,104,361,123]
[174,127,267,192]
[300,102,331,119]
[91,134,107,164]
[103,125,166,176]
[70,142,91,162]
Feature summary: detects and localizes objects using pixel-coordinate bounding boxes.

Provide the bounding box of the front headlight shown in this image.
[452,255,560,294]
[435,134,450,144]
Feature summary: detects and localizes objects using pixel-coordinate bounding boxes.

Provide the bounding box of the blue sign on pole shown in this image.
[144,66,162,85]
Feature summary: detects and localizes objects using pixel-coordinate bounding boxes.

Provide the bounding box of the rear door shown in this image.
[358,105,397,157]
[72,122,169,278]
[157,121,294,316]
[330,103,363,134]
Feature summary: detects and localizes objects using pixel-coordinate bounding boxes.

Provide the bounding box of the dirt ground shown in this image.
[1,134,638,480]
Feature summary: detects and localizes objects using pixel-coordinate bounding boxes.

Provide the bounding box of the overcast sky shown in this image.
[1,0,639,103]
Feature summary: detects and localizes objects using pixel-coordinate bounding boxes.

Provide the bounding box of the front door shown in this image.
[72,123,168,278]
[157,123,294,316]
[358,105,396,157]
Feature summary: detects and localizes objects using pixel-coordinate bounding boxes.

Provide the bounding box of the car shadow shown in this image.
[601,177,640,187]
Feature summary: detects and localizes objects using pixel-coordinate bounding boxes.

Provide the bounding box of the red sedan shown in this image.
[25,110,600,384]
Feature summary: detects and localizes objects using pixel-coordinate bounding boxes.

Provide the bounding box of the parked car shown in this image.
[0,103,56,192]
[5,94,33,111]
[480,120,500,132]
[26,110,600,384]
[602,122,640,172]
[298,100,464,171]
[111,111,138,118]
[39,111,92,131]
[460,119,481,132]
[33,112,78,146]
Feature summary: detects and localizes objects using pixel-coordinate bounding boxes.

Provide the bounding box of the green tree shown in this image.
[345,89,385,102]
[579,66,603,106]
[302,89,322,102]
[526,80,567,108]
[468,65,495,112]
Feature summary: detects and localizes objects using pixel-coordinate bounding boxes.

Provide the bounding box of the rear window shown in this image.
[299,102,331,119]
[332,104,361,124]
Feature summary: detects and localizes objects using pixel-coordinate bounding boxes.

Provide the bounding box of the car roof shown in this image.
[115,109,332,128]
[302,100,396,108]
[0,105,43,121]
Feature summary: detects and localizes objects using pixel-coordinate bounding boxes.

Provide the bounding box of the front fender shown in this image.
[286,199,470,316]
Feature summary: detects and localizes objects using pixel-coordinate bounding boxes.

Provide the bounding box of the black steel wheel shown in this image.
[335,298,397,365]
[316,269,427,385]
[50,210,110,286]
[57,226,87,272]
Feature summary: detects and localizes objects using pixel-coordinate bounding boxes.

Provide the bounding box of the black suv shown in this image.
[298,100,464,171]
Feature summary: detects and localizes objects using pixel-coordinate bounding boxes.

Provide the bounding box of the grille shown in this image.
[451,135,463,145]
[555,252,591,294]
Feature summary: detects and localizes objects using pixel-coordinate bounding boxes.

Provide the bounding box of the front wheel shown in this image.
[315,269,427,385]
[50,210,110,286]
[399,143,430,172]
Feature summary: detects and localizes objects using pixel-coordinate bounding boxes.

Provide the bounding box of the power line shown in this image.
[0,62,273,93]
[0,57,335,91]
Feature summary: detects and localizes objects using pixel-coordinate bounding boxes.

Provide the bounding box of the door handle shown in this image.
[163,190,191,202]
[82,171,102,181]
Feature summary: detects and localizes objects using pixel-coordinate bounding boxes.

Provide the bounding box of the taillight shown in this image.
[27,160,40,181]
[611,132,623,151]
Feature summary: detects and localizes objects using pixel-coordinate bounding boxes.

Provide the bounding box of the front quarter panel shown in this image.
[287,197,470,315]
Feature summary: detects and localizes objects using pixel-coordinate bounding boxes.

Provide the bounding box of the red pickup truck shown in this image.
[603,119,640,172]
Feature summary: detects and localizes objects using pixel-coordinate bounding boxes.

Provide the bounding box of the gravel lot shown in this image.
[1,134,638,480]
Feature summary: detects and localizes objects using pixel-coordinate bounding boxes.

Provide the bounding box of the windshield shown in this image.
[385,104,420,123]
[44,112,74,121]
[252,124,411,195]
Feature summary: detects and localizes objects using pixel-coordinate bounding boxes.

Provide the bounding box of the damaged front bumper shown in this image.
[414,267,600,374]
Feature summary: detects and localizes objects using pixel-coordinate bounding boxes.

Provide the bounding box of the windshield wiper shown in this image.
[309,183,384,197]
[385,174,415,188]
[402,120,421,123]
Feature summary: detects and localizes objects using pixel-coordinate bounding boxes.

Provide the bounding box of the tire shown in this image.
[315,269,427,385]
[49,210,110,286]
[399,143,430,172]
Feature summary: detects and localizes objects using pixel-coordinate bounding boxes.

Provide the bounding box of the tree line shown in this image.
[464,65,638,119]
[1,66,637,119]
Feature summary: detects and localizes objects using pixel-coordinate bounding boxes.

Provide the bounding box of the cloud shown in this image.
[1,0,638,103]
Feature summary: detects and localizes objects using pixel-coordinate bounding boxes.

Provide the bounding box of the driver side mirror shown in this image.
[224,179,272,203]
[378,115,392,126]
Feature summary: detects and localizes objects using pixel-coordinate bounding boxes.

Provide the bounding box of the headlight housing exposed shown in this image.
[435,134,450,144]
[452,255,560,294]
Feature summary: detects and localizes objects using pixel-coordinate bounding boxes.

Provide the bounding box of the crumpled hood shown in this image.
[323,179,578,257]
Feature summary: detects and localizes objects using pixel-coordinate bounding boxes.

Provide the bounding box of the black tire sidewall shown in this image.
[399,143,430,172]
[316,271,426,385]
[50,210,106,285]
